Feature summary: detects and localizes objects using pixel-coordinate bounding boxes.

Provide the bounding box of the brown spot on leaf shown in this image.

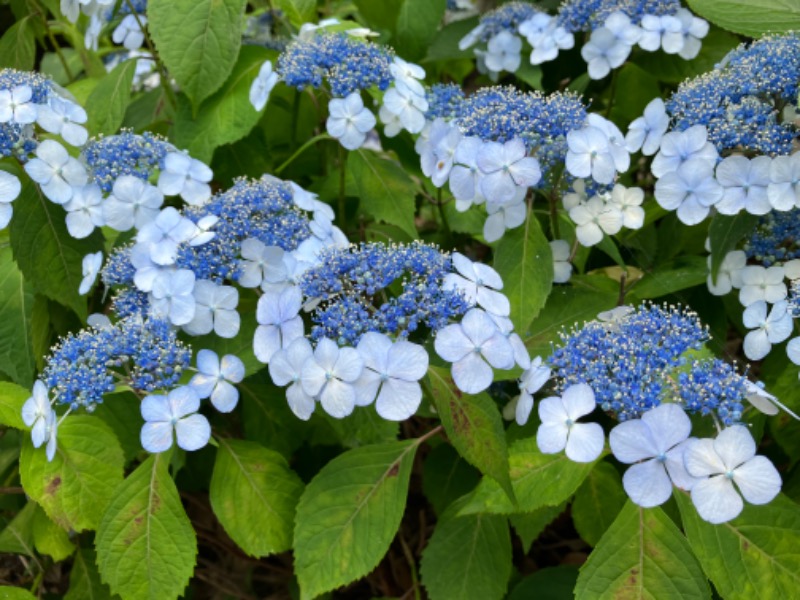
[450,400,470,435]
[387,464,399,477]
[45,476,62,496]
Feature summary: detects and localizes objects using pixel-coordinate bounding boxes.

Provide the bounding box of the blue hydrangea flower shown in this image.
[81,130,173,193]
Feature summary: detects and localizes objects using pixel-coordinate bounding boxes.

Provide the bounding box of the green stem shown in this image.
[437,187,451,238]
[274,133,331,175]
[338,145,348,232]
[548,190,561,239]
[605,68,620,119]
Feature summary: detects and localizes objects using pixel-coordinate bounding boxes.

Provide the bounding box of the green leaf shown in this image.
[572,461,627,547]
[457,437,600,515]
[210,439,304,557]
[395,0,446,61]
[576,501,710,599]
[524,286,617,356]
[508,566,579,600]
[424,16,479,62]
[0,502,36,556]
[19,416,124,532]
[708,212,758,284]
[427,366,513,500]
[349,150,418,240]
[0,586,37,599]
[354,0,404,33]
[92,392,144,464]
[294,439,422,599]
[493,214,553,334]
[32,504,74,561]
[509,505,565,553]
[422,443,481,516]
[173,45,272,163]
[148,0,247,108]
[0,16,36,71]
[66,546,115,600]
[0,381,30,430]
[96,454,197,600]
[0,246,35,387]
[314,406,400,447]
[627,256,708,301]
[686,0,800,36]
[239,373,308,458]
[9,177,103,318]
[420,497,512,600]
[677,492,800,598]
[85,60,137,137]
[275,0,317,26]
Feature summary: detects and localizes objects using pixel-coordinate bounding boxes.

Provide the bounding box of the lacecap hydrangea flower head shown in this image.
[513,303,789,523]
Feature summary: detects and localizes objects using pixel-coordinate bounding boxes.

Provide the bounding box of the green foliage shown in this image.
[293,439,421,599]
[209,439,304,557]
[147,0,247,108]
[9,178,103,319]
[0,379,32,430]
[65,547,115,600]
[708,213,758,283]
[32,504,74,561]
[85,60,137,137]
[677,493,800,598]
[395,0,447,62]
[20,416,124,532]
[571,461,627,547]
[0,16,36,71]
[0,244,36,387]
[0,502,36,556]
[95,454,197,600]
[275,0,317,26]
[576,501,711,599]
[687,0,800,37]
[420,497,512,600]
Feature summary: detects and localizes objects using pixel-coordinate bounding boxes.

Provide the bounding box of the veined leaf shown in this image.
[65,546,115,600]
[85,59,137,137]
[572,461,628,547]
[0,380,31,431]
[707,213,757,284]
[686,0,800,37]
[0,16,35,71]
[0,245,35,387]
[395,0,446,61]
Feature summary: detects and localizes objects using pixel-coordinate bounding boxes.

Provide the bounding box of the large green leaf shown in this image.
[0,380,30,430]
[349,150,419,240]
[493,214,553,334]
[510,505,565,553]
[275,0,316,26]
[576,501,710,599]
[422,443,481,516]
[172,45,272,163]
[626,256,708,301]
[9,178,103,318]
[65,546,116,600]
[686,0,800,37]
[677,492,800,599]
[420,497,512,600]
[0,246,35,387]
[572,461,629,547]
[707,213,758,284]
[457,437,600,515]
[92,392,144,464]
[428,366,513,500]
[85,59,137,137]
[0,586,37,599]
[395,0,446,61]
[354,0,404,33]
[95,454,197,600]
[0,502,36,556]
[20,416,124,532]
[148,0,247,108]
[210,439,304,557]
[0,16,35,71]
[294,439,422,599]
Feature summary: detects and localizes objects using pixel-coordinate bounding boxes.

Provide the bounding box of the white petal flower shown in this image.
[738,265,786,306]
[0,171,21,229]
[768,153,800,210]
[112,14,147,50]
[254,286,304,363]
[536,383,604,463]
[250,60,280,111]
[651,125,718,178]
[269,337,317,420]
[150,268,196,326]
[140,386,211,453]
[706,250,746,296]
[238,238,285,288]
[449,137,485,207]
[22,381,56,452]
[300,338,364,418]
[0,85,37,125]
[625,98,669,155]
[476,138,541,204]
[715,156,772,216]
[484,31,522,74]
[184,280,240,338]
[514,356,551,425]
[326,93,376,150]
[24,139,88,205]
[189,350,245,413]
[566,126,616,184]
[136,206,198,265]
[569,196,623,246]
[79,251,103,295]
[103,175,164,231]
[654,158,722,225]
[609,184,644,230]
[157,152,213,206]
[36,95,88,147]
[550,239,573,283]
[443,252,510,316]
[382,86,428,135]
[742,300,793,360]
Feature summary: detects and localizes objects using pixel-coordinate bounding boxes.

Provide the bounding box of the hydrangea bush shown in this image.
[2,0,800,598]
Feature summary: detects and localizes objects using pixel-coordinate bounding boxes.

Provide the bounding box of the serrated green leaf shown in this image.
[85,60,137,137]
[572,461,627,547]
[427,366,513,501]
[294,439,422,599]
[676,492,800,599]
[0,16,35,71]
[395,0,446,61]
[420,497,512,600]
[422,443,481,516]
[686,0,800,37]
[508,566,579,600]
[210,439,304,557]
[9,177,103,318]
[32,504,74,561]
[349,149,418,240]
[92,392,145,464]
[148,0,247,108]
[20,416,124,532]
[708,212,758,284]
[457,437,600,515]
[66,546,116,600]
[275,0,316,26]
[0,502,36,556]
[509,504,565,553]
[96,453,196,600]
[0,246,35,387]
[173,45,271,163]
[0,381,30,430]
[494,214,553,334]
[576,501,710,599]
